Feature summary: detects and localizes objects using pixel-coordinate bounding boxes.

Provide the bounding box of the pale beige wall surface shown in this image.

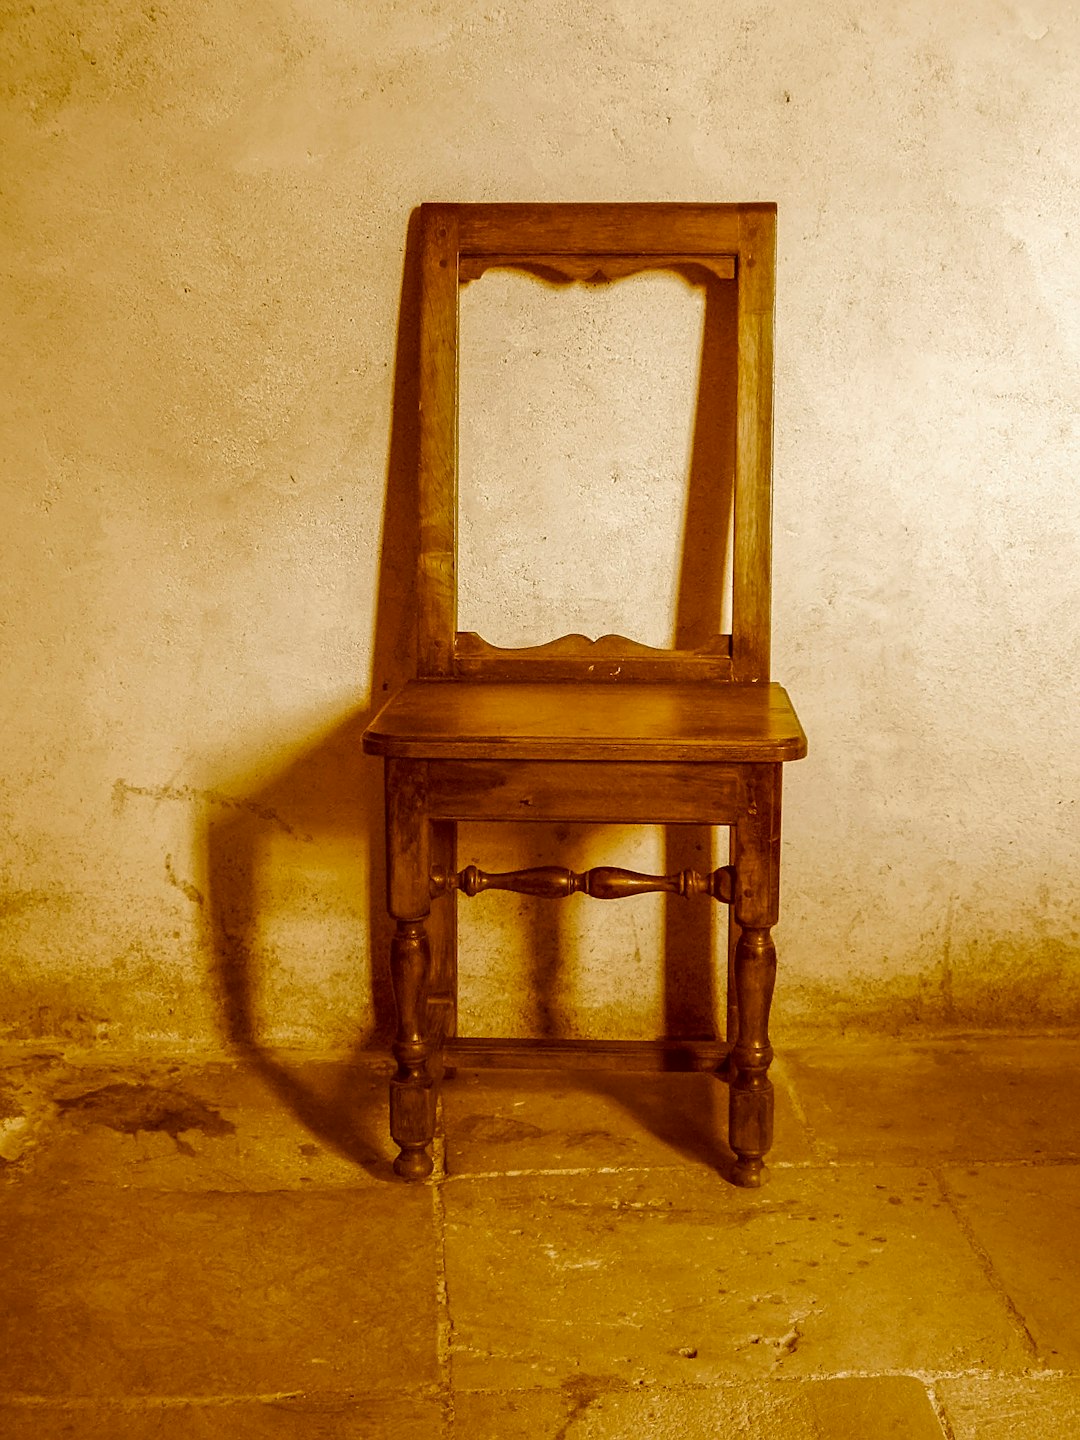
[2,0,1078,1049]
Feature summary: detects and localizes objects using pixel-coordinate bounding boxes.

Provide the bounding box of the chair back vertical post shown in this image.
[731,206,775,684]
[417,204,460,678]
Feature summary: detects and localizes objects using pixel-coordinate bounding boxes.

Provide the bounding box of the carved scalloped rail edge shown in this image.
[453,630,734,681]
[430,863,736,903]
[458,631,729,659]
[459,253,736,284]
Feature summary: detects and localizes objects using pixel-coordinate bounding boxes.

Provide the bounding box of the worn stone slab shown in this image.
[4,1055,398,1191]
[941,1164,1080,1366]
[442,1164,1027,1390]
[0,1052,69,1171]
[443,1066,813,1176]
[455,1376,946,1437]
[0,1185,439,1396]
[0,1395,444,1439]
[937,1375,1080,1440]
[783,1037,1080,1164]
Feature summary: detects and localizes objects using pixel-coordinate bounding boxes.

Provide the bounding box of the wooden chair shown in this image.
[363,203,806,1187]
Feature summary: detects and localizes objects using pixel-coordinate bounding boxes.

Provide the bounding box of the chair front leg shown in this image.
[389,917,437,1179]
[729,766,782,1188]
[386,760,437,1180]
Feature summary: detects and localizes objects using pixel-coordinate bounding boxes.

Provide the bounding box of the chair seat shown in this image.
[362,681,806,763]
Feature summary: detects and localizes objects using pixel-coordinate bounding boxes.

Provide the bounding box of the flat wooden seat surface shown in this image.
[362,680,806,762]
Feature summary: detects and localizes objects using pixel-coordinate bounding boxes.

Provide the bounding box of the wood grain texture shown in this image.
[425,758,742,823]
[426,817,458,1053]
[728,764,782,1186]
[384,759,431,918]
[454,202,765,255]
[416,204,459,677]
[732,206,775,682]
[388,917,437,1179]
[454,630,733,682]
[385,759,437,1177]
[431,862,736,902]
[363,681,806,762]
[458,253,736,283]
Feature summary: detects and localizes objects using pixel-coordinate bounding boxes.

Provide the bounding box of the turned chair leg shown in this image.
[385,760,440,1181]
[729,925,777,1187]
[728,767,782,1188]
[389,917,437,1179]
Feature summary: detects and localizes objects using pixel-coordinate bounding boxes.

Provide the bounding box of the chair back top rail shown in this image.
[415,202,776,684]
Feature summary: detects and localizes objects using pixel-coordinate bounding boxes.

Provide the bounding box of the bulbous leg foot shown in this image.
[393,1144,434,1181]
[731,1154,766,1188]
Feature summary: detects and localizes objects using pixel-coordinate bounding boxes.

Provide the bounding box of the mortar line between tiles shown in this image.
[439,1154,1080,1185]
[930,1166,1041,1365]
[926,1380,960,1440]
[788,1366,1070,1383]
[442,1364,1071,1402]
[438,1161,834,1183]
[1,1365,1064,1409]
[431,1117,456,1436]
[442,1163,650,1182]
[772,1062,825,1164]
[925,1156,1080,1169]
[0,1388,447,1409]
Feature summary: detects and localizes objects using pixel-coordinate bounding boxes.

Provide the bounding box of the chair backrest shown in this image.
[415,203,776,685]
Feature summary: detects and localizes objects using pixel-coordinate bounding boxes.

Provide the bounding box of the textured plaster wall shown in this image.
[2,0,1078,1050]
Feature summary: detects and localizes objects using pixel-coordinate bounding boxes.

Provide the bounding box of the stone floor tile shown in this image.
[455,1376,945,1437]
[0,1053,68,1168]
[936,1375,1080,1440]
[783,1036,1080,1164]
[940,1164,1080,1366]
[442,1164,1027,1391]
[442,1066,813,1176]
[0,1185,439,1396]
[0,1395,444,1439]
[5,1055,398,1191]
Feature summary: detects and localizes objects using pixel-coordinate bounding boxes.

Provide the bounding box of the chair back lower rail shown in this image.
[453,631,734,682]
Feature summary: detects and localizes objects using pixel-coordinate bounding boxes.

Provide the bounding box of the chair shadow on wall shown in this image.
[202,214,739,1178]
[200,216,426,1180]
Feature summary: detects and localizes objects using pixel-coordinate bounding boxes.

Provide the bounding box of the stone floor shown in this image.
[1,1033,1079,1437]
